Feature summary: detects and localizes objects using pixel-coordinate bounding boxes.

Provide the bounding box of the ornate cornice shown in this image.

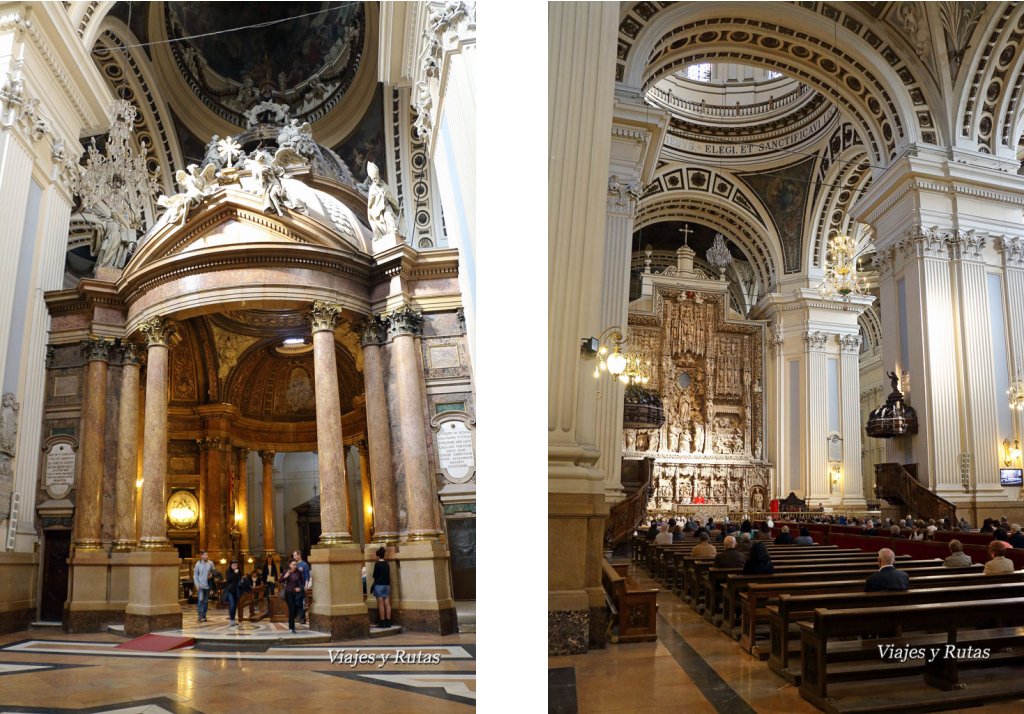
[308,301,344,333]
[137,316,176,347]
[80,336,114,363]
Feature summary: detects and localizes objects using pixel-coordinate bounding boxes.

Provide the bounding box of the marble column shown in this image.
[124,316,181,635]
[357,440,373,545]
[113,343,142,551]
[548,0,618,655]
[260,450,276,556]
[136,318,174,550]
[236,447,249,555]
[359,317,398,541]
[309,301,351,544]
[198,437,229,560]
[73,337,114,549]
[306,302,367,639]
[382,305,455,634]
[387,307,441,540]
[65,337,115,632]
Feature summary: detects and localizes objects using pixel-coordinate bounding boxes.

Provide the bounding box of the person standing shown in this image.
[192,550,214,623]
[280,560,305,634]
[292,550,311,625]
[262,555,279,598]
[224,560,243,627]
[371,547,392,628]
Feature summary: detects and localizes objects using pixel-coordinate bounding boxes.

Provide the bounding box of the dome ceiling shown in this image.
[165,2,365,125]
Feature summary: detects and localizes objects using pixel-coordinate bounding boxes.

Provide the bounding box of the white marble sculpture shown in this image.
[157,163,218,226]
[366,161,403,242]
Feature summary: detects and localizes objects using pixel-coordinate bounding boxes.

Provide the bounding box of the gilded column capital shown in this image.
[119,341,144,366]
[196,436,230,452]
[259,449,276,465]
[81,337,115,363]
[237,447,249,460]
[384,305,423,338]
[137,317,176,347]
[358,315,386,346]
[308,301,343,333]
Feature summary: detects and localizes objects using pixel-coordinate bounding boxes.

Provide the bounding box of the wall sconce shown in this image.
[1004,438,1022,467]
[582,327,628,379]
[219,558,227,565]
[829,463,842,490]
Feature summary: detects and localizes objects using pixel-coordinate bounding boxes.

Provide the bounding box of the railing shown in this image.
[605,459,655,547]
[874,462,957,523]
[647,83,812,118]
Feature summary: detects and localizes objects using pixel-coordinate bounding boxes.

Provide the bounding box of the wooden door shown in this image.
[40,530,70,622]
[446,517,475,600]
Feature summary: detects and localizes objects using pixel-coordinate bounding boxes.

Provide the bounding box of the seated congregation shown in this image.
[616,515,1024,713]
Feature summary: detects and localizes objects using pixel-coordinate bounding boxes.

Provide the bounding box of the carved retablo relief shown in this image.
[626,289,767,511]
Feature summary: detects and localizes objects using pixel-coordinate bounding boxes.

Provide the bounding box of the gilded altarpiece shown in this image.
[626,289,769,512]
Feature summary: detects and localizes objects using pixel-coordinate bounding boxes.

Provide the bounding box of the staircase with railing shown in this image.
[604,458,655,548]
[874,462,957,523]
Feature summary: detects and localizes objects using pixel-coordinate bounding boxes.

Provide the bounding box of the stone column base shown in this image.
[65,549,116,633]
[393,539,457,635]
[124,550,182,636]
[0,551,37,634]
[108,551,132,611]
[308,544,369,640]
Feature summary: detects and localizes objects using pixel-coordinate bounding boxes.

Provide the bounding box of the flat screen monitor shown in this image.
[999,468,1023,487]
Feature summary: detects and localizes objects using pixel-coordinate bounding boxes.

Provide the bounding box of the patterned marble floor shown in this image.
[0,625,474,712]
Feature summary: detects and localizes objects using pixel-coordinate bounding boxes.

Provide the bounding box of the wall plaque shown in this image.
[434,417,475,483]
[44,439,77,500]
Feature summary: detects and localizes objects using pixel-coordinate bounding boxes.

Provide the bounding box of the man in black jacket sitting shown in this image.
[773,525,793,545]
[865,548,910,592]
[713,535,747,568]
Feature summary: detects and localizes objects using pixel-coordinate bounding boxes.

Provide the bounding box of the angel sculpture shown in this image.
[276,119,316,159]
[244,150,304,215]
[156,163,218,226]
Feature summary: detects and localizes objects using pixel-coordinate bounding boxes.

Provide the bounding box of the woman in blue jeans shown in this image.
[224,560,243,627]
[371,547,392,628]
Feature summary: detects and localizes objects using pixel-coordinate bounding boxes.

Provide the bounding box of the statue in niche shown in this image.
[680,427,692,454]
[366,161,403,242]
[668,423,681,452]
[751,489,765,512]
[0,393,19,455]
[648,429,660,453]
[753,436,762,461]
[691,416,705,454]
[623,428,636,451]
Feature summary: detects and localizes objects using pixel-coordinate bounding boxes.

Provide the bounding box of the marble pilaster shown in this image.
[236,447,249,554]
[308,301,352,544]
[360,317,398,542]
[260,450,276,557]
[839,335,867,506]
[548,0,618,655]
[198,437,230,560]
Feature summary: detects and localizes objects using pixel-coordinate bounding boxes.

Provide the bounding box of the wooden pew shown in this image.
[237,584,269,622]
[601,559,658,643]
[708,557,933,622]
[798,596,1024,712]
[767,572,1024,682]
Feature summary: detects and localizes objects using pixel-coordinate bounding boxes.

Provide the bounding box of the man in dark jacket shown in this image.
[713,535,747,568]
[1010,524,1024,549]
[773,525,793,545]
[865,548,910,592]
